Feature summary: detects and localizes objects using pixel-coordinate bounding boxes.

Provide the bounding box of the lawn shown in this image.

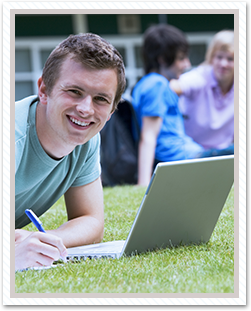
[15,185,234,293]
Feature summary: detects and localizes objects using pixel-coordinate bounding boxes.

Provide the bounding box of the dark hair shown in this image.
[142,24,189,74]
[42,33,126,110]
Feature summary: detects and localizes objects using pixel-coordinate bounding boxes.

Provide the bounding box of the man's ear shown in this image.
[157,56,167,67]
[107,111,114,122]
[37,77,48,105]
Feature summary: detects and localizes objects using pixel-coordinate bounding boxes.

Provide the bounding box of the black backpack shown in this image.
[100,99,140,186]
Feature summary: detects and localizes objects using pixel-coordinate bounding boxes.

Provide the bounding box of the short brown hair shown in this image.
[142,24,189,74]
[42,33,126,110]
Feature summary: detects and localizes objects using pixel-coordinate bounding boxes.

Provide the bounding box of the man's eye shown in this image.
[96,96,108,103]
[69,90,81,95]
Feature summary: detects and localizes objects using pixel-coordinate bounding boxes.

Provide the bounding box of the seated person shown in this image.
[131,24,204,186]
[170,30,234,153]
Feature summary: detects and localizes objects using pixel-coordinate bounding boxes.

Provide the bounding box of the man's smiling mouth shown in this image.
[69,116,91,127]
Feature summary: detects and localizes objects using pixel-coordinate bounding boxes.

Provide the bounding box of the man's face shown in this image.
[211,49,234,85]
[161,51,191,80]
[39,56,117,150]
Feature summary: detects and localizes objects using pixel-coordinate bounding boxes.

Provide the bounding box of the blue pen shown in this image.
[25,209,67,263]
[25,209,46,233]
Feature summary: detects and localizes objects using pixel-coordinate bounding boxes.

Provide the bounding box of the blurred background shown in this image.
[15,13,234,101]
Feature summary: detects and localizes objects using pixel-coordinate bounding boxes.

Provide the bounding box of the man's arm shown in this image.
[137,116,162,186]
[48,177,104,248]
[15,176,103,270]
[169,79,183,96]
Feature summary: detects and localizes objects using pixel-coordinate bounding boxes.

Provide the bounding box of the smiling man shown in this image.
[170,30,234,152]
[15,33,126,270]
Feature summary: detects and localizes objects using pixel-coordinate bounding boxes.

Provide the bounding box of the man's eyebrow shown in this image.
[97,92,113,102]
[60,84,114,102]
[60,84,84,91]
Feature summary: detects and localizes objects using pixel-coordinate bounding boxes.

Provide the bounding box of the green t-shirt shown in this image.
[15,96,101,229]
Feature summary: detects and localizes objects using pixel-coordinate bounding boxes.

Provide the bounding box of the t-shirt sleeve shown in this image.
[15,95,38,174]
[15,135,26,174]
[140,79,168,118]
[71,134,101,187]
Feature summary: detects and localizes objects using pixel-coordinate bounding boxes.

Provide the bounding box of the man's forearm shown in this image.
[138,116,162,186]
[48,215,104,248]
[137,138,156,186]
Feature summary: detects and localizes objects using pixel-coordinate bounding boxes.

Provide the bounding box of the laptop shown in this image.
[66,155,234,261]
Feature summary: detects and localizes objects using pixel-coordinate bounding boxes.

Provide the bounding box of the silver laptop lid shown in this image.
[122,155,234,256]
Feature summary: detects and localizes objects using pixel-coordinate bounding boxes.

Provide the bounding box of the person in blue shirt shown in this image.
[132,24,204,186]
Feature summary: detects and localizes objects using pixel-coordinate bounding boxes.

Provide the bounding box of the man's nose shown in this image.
[220,57,228,67]
[76,95,94,115]
[184,57,191,70]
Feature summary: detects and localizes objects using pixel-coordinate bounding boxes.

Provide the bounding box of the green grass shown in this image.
[15,185,234,293]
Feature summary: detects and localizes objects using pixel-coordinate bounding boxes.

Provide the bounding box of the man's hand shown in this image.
[15,229,67,271]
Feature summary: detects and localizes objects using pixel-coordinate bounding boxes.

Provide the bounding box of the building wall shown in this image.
[15,14,234,101]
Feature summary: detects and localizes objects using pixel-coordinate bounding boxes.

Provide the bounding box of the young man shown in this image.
[15,33,126,270]
[131,24,204,186]
[169,30,234,152]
